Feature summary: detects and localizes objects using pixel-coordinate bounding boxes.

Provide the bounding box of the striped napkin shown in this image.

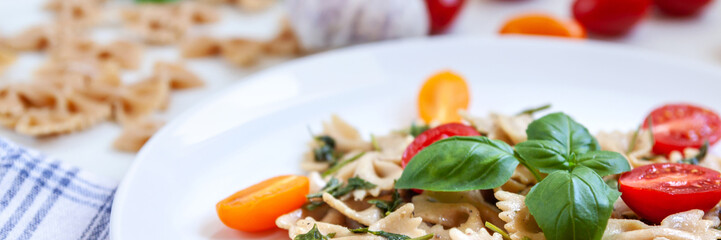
[0,138,116,240]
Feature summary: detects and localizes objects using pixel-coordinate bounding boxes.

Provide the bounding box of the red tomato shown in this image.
[619,163,721,223]
[654,0,713,16]
[642,103,721,155]
[425,0,467,34]
[401,123,480,168]
[572,0,652,36]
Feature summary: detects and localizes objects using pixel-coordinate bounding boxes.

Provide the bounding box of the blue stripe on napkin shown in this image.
[0,138,117,240]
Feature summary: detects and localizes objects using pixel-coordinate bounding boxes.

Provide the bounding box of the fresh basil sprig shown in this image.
[395,112,631,240]
[395,136,519,191]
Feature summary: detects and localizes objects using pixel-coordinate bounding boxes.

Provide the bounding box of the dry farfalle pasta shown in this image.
[180,36,221,58]
[0,46,15,74]
[122,2,219,45]
[182,21,302,67]
[0,83,111,136]
[6,26,54,51]
[153,62,204,89]
[113,76,170,124]
[45,0,103,28]
[200,0,276,12]
[220,38,265,67]
[113,117,164,152]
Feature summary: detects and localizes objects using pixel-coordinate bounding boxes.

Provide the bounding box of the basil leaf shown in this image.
[295,224,334,240]
[395,136,519,191]
[576,151,630,176]
[514,140,570,173]
[525,166,619,240]
[526,113,600,157]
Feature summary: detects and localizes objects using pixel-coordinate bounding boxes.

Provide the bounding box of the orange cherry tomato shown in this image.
[499,13,587,39]
[418,71,470,124]
[216,175,309,232]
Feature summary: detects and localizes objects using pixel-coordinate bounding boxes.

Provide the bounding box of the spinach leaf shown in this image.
[576,151,630,176]
[367,189,402,216]
[525,166,619,240]
[681,141,709,165]
[295,224,335,240]
[395,136,519,191]
[514,140,569,173]
[517,104,551,116]
[409,123,430,138]
[526,112,600,157]
[349,228,433,240]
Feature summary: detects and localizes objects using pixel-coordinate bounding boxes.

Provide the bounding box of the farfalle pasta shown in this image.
[264,109,721,240]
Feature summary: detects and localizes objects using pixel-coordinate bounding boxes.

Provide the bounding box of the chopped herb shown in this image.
[485,222,511,240]
[305,177,377,210]
[313,135,341,165]
[371,134,381,151]
[322,152,366,177]
[349,228,433,240]
[517,104,551,116]
[294,224,335,240]
[681,141,709,165]
[367,189,403,216]
[409,122,430,138]
[522,237,532,240]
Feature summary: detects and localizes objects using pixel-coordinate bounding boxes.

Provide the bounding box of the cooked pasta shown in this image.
[276,111,721,240]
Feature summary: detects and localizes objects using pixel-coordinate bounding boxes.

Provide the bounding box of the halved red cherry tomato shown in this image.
[619,163,721,223]
[642,103,721,155]
[425,0,467,34]
[572,0,652,36]
[401,123,480,168]
[654,0,713,17]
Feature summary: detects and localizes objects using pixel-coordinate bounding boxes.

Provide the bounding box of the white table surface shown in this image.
[1,0,720,181]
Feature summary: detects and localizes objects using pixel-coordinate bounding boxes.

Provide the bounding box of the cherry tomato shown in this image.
[418,71,470,124]
[499,13,586,39]
[619,163,721,223]
[401,123,480,168]
[216,175,309,232]
[642,103,721,155]
[425,0,467,34]
[654,0,713,16]
[572,0,652,36]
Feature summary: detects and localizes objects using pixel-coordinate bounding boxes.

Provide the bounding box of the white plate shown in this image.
[110,36,721,240]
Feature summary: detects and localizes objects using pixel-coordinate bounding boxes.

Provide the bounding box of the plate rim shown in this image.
[109,35,721,239]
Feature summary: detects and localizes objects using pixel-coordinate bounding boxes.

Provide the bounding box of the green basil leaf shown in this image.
[526,112,600,157]
[576,151,630,176]
[525,166,619,240]
[514,140,569,173]
[395,136,519,191]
